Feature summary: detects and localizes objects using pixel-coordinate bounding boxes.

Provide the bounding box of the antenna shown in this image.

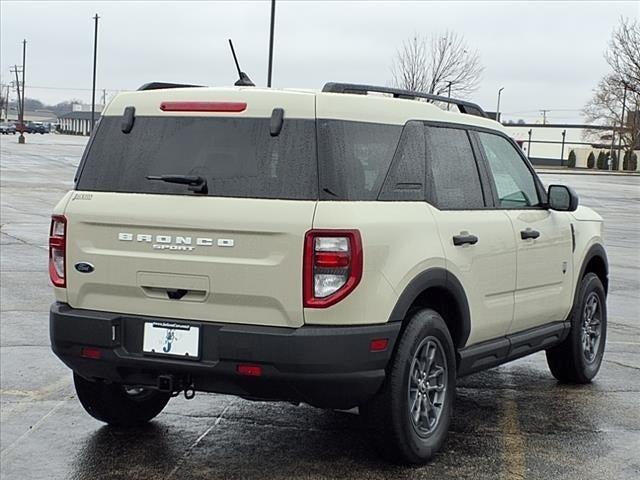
[228,39,255,87]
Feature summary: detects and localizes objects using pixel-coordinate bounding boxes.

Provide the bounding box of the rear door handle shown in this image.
[520,228,540,240]
[453,233,479,246]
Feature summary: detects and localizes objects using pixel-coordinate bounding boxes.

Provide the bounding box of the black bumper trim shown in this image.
[50,302,400,408]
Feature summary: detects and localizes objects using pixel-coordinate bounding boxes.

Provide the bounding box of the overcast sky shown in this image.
[1,1,638,123]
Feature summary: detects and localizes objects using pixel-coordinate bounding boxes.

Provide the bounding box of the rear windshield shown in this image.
[76,116,318,200]
[76,116,404,201]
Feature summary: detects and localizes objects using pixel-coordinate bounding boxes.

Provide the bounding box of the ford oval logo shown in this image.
[74,262,95,274]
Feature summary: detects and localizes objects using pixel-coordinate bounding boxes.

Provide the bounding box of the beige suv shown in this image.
[49,82,608,464]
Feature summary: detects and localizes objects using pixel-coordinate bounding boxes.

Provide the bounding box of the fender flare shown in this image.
[388,267,471,348]
[576,243,609,295]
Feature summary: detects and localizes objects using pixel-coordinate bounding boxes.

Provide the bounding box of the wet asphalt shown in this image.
[1,134,639,480]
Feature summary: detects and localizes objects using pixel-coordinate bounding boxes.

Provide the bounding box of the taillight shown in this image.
[49,215,66,287]
[303,230,363,308]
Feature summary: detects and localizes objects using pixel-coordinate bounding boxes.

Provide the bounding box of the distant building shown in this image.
[57,103,103,136]
[503,123,639,170]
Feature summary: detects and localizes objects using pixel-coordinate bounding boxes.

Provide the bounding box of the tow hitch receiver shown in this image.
[157,374,174,392]
[158,374,196,399]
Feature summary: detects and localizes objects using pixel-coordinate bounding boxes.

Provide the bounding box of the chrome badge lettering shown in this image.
[117,232,228,252]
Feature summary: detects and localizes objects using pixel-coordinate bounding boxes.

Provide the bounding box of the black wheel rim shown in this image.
[407,336,448,436]
[581,292,602,363]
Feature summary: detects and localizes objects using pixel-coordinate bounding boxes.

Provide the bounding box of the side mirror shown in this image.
[548,184,578,212]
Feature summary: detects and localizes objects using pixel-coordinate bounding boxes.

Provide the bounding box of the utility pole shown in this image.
[446,81,452,110]
[540,109,550,125]
[267,0,276,87]
[496,87,504,123]
[19,40,27,144]
[560,129,566,167]
[91,14,99,132]
[11,68,22,121]
[10,66,25,142]
[527,129,532,159]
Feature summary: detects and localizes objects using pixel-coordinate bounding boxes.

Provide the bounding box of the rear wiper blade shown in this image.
[146,174,208,194]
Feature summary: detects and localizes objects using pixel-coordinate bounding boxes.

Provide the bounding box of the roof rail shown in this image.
[322,82,488,118]
[137,82,204,91]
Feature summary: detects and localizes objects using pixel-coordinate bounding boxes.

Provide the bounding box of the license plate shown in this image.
[143,321,200,358]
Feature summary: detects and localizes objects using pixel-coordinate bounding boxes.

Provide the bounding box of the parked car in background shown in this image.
[0,122,17,134]
[16,122,48,134]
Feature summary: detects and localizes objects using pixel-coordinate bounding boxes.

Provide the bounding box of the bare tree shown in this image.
[583,18,640,152]
[584,74,640,150]
[605,17,640,95]
[390,35,429,92]
[391,31,484,97]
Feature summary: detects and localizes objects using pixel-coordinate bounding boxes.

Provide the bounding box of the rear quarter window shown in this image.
[317,120,402,200]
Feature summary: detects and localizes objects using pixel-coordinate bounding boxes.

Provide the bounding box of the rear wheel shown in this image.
[546,273,607,383]
[73,373,171,426]
[361,309,456,464]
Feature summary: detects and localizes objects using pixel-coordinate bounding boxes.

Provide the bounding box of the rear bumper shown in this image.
[50,302,400,409]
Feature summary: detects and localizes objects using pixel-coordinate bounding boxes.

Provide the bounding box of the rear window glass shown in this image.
[76,116,318,200]
[317,120,402,200]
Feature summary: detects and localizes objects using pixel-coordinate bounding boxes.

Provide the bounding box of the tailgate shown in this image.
[65,193,315,328]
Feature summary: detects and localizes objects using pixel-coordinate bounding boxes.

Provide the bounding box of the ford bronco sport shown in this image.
[49,82,608,464]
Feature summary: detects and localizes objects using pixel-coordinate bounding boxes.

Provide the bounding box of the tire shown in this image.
[73,373,171,426]
[361,309,456,464]
[546,273,607,383]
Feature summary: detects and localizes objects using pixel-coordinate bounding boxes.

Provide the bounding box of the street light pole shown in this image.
[616,83,628,170]
[267,0,276,87]
[91,14,99,132]
[496,87,504,123]
[19,40,26,144]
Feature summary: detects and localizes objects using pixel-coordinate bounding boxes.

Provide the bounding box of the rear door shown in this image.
[425,125,517,346]
[474,131,574,332]
[65,89,317,328]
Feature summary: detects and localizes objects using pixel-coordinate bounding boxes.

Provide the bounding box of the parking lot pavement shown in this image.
[1,134,639,479]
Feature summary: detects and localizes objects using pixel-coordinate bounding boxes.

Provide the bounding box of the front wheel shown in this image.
[546,273,607,383]
[73,373,171,426]
[361,309,456,464]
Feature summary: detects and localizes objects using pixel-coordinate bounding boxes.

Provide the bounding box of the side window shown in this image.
[317,120,402,200]
[379,121,425,201]
[425,126,485,209]
[477,132,540,208]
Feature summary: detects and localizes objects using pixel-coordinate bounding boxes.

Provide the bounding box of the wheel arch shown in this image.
[388,268,471,350]
[578,243,608,295]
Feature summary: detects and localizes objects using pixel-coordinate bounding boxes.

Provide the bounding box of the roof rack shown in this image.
[322,82,488,118]
[137,82,204,91]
